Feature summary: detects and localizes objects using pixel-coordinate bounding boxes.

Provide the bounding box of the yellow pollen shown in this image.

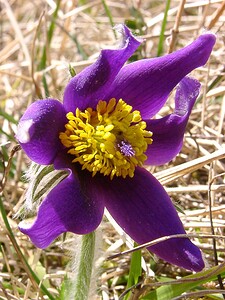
[59,98,153,179]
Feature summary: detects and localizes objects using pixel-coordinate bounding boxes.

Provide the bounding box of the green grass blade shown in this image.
[0,109,17,124]
[157,0,171,57]
[53,21,88,60]
[124,247,142,300]
[0,195,56,300]
[42,74,49,98]
[48,0,61,43]
[101,0,117,38]
[142,264,225,300]
[38,0,61,97]
[39,0,60,71]
[0,128,15,141]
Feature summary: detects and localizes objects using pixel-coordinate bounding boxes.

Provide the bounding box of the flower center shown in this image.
[59,98,153,179]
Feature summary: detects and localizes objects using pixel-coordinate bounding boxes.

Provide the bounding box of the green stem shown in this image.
[74,232,96,300]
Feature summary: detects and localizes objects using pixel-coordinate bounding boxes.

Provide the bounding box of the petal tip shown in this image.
[201,29,216,38]
[19,220,32,231]
[201,30,216,46]
[19,221,51,249]
[173,239,205,272]
[16,119,34,143]
[183,247,205,272]
[198,31,216,61]
[114,24,143,48]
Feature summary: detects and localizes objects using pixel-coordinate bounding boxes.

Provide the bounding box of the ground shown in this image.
[1,0,225,299]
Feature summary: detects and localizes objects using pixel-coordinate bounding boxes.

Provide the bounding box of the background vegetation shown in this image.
[1,0,225,299]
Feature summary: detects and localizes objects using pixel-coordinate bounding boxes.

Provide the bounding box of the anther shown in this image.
[59,98,153,179]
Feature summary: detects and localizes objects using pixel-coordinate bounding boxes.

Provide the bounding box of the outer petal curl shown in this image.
[19,165,104,249]
[94,167,204,271]
[16,99,66,165]
[145,77,200,165]
[63,25,141,112]
[106,32,215,119]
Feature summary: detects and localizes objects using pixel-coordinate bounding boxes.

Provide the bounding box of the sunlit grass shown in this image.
[1,0,225,299]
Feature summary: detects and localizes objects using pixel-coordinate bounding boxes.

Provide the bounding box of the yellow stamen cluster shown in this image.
[59,98,153,179]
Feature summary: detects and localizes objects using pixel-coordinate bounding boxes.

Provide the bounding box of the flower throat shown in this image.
[59,98,153,179]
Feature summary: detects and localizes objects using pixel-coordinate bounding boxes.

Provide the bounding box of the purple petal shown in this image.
[106,32,215,119]
[16,99,67,165]
[19,166,104,249]
[145,77,200,165]
[63,25,141,112]
[95,167,204,271]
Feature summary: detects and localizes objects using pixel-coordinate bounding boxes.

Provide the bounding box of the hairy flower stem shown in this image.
[74,232,96,300]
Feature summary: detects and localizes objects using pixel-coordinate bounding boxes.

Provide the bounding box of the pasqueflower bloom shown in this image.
[16,25,215,271]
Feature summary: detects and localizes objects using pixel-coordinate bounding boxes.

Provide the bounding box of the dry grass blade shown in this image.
[0,0,225,299]
[155,149,225,185]
[167,0,186,53]
[207,0,225,29]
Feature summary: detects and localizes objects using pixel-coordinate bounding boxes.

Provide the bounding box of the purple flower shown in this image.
[16,25,215,271]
